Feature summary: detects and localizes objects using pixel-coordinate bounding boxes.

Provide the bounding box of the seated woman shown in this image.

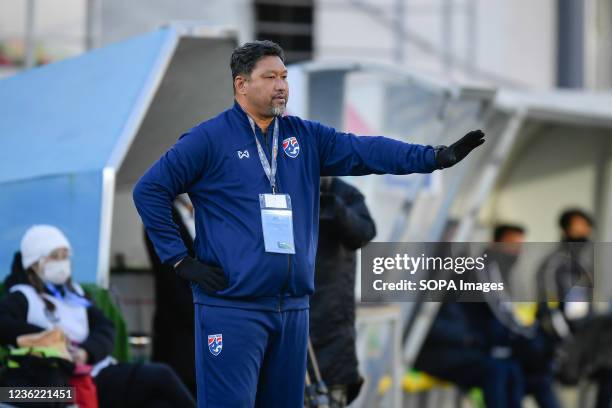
[0,225,195,408]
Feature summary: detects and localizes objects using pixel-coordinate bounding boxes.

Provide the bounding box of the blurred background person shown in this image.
[415,225,531,408]
[479,225,560,408]
[537,209,612,408]
[538,208,595,334]
[144,194,197,397]
[309,177,376,407]
[0,225,195,408]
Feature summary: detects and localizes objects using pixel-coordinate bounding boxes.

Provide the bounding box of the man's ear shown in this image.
[234,75,248,95]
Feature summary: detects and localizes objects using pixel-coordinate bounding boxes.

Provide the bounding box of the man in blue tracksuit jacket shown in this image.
[133,40,485,407]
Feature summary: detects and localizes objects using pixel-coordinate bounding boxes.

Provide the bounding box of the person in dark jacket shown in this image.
[415,225,530,408]
[0,225,195,408]
[309,177,376,406]
[477,225,559,408]
[536,209,612,408]
[416,301,524,408]
[132,39,484,407]
[537,209,595,336]
[144,195,197,396]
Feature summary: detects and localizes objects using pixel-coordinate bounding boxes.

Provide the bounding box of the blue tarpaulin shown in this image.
[0,27,185,284]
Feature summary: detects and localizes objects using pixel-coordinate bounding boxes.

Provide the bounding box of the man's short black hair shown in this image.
[559,208,594,232]
[230,40,285,87]
[493,224,525,242]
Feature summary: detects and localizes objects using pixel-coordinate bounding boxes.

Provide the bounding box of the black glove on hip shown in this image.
[174,257,229,293]
[434,129,485,169]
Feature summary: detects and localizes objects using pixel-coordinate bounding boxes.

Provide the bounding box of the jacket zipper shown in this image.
[257,123,294,312]
[270,151,292,313]
[279,255,292,311]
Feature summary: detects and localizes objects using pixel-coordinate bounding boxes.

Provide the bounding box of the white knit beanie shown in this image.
[20,225,72,269]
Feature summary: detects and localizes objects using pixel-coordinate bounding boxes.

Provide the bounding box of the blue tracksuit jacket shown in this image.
[133,101,438,311]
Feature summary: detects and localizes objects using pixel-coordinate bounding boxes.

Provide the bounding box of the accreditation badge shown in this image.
[259,193,295,254]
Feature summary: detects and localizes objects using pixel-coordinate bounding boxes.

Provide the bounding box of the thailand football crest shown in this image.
[282,137,300,158]
[208,334,223,356]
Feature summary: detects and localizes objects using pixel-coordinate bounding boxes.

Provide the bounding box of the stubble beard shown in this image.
[270,103,286,117]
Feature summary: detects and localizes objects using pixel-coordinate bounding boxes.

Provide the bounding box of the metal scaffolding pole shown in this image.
[393,0,406,63]
[454,110,526,241]
[465,0,478,77]
[441,0,453,74]
[24,0,37,69]
[403,110,526,367]
[85,0,103,50]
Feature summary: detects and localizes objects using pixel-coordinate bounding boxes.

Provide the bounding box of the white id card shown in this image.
[259,194,295,254]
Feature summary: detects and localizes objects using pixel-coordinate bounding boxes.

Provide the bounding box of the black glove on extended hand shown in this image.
[434,129,485,169]
[174,257,229,293]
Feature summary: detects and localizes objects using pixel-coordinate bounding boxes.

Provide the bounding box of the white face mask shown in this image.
[42,259,71,285]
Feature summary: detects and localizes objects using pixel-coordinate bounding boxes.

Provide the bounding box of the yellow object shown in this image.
[513,302,538,326]
[377,375,393,395]
[402,370,451,393]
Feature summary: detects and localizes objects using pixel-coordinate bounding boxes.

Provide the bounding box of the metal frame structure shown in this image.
[287,60,496,407]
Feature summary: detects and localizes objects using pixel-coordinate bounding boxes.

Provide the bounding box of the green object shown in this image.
[468,387,486,408]
[0,282,130,363]
[6,346,78,371]
[9,347,64,358]
[8,346,67,368]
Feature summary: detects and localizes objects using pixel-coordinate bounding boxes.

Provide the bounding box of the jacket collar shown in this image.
[232,100,279,134]
[232,100,250,123]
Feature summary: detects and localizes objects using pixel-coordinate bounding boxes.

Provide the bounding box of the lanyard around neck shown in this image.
[247,116,279,194]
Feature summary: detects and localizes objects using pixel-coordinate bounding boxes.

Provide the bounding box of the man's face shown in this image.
[237,55,288,117]
[565,215,592,240]
[498,231,525,256]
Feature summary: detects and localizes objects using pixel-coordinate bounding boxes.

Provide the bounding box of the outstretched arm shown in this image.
[313,122,484,176]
